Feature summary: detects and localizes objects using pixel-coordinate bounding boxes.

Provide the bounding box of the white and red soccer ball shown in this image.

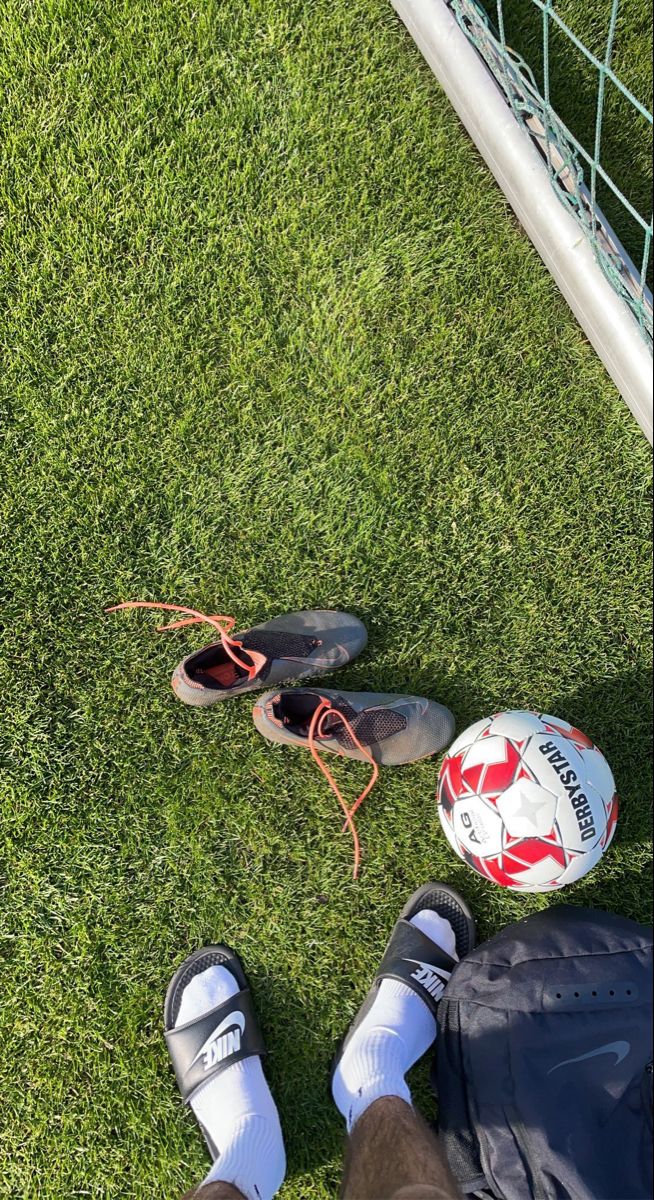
[437,711,618,892]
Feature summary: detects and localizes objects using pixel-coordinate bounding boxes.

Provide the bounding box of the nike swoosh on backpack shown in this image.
[548,1040,631,1075]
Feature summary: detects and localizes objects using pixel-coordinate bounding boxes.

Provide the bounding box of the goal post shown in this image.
[391,0,654,442]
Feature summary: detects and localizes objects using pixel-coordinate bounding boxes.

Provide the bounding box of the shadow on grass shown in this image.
[548,664,653,852]
[251,969,345,1186]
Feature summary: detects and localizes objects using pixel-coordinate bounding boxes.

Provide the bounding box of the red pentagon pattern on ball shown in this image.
[601,793,619,849]
[539,715,596,752]
[457,829,571,890]
[436,711,618,892]
[438,738,526,824]
[481,740,524,795]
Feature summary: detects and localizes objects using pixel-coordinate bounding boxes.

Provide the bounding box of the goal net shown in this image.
[391,0,654,440]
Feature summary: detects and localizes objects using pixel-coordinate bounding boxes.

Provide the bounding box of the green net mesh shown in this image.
[448,0,653,344]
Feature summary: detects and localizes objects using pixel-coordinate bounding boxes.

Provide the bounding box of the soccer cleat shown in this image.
[105,603,368,706]
[252,687,455,877]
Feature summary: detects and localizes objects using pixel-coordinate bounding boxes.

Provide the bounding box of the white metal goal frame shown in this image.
[391,0,654,441]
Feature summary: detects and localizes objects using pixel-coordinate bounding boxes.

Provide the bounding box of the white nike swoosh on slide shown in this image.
[548,1040,631,1075]
[190,1010,246,1067]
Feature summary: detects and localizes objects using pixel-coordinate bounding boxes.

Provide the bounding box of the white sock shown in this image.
[331,909,458,1132]
[175,966,286,1200]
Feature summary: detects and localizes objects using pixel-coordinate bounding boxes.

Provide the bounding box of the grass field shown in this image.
[0,0,652,1196]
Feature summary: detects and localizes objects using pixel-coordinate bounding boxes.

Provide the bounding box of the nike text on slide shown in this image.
[404,958,451,1002]
[548,1040,631,1075]
[191,1011,246,1072]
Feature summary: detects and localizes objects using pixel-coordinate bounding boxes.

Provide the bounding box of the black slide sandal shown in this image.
[164,944,267,1161]
[331,882,476,1083]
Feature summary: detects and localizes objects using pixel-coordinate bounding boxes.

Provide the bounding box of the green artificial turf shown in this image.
[0,0,652,1196]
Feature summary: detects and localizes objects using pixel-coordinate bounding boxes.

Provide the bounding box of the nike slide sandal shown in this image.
[332,882,476,1081]
[164,944,266,1159]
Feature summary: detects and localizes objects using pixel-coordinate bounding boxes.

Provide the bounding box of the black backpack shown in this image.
[436,905,653,1200]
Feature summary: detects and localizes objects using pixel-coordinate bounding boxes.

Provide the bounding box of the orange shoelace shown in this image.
[104,601,264,680]
[106,601,378,878]
[307,698,379,880]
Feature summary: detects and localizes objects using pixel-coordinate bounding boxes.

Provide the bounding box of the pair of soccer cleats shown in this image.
[106,602,455,875]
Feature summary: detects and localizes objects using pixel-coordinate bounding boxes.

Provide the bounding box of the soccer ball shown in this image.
[437,711,618,892]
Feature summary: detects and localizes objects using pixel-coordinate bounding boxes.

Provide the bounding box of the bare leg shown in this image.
[182,1182,245,1200]
[341,1097,461,1200]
